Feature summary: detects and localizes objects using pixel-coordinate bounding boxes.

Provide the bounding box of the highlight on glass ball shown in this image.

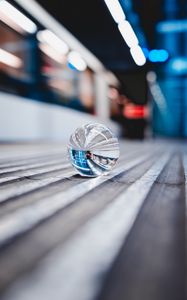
[68,123,120,177]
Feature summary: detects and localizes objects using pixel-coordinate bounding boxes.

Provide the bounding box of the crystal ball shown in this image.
[68,123,120,177]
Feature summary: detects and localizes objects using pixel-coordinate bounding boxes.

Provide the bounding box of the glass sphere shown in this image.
[68,123,120,177]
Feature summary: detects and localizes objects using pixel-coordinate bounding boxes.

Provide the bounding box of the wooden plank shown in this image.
[0,152,65,169]
[0,152,159,293]
[0,151,154,246]
[0,142,184,300]
[0,155,66,174]
[0,153,170,300]
[98,153,185,300]
[0,145,66,164]
[0,149,141,213]
[0,161,71,184]
[0,167,75,203]
[0,146,150,204]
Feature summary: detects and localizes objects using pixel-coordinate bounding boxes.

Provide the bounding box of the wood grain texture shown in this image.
[0,141,186,300]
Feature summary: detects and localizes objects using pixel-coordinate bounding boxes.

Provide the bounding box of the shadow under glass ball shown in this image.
[68,123,120,177]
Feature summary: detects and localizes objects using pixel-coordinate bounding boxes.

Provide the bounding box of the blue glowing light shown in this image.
[142,47,149,58]
[67,62,79,71]
[157,20,187,33]
[148,49,169,63]
[168,58,187,74]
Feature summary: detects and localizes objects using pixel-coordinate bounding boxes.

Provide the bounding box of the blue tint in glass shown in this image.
[68,123,120,177]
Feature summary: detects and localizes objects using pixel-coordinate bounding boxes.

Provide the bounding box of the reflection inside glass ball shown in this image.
[68,123,120,177]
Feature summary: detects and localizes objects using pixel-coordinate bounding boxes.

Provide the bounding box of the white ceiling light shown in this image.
[118,20,139,48]
[39,43,66,64]
[37,30,69,55]
[130,46,146,66]
[0,0,37,34]
[0,48,22,68]
[103,0,126,23]
[103,0,146,66]
[68,51,87,71]
[0,11,23,34]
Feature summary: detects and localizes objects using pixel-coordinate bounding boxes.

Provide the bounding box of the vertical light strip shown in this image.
[104,0,146,66]
[130,46,146,66]
[118,20,139,48]
[103,0,126,23]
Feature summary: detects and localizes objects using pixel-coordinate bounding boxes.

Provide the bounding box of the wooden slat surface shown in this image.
[0,141,186,300]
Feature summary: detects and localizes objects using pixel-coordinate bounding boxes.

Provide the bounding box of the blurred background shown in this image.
[0,0,186,141]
